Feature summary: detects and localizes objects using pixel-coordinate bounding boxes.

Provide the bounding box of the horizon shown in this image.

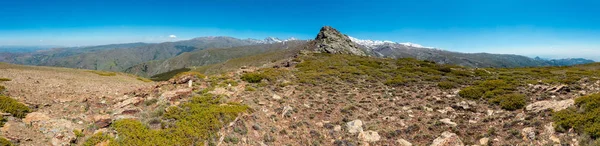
[1,0,599,60]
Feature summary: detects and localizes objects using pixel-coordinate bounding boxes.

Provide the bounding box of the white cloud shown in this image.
[169,35,177,38]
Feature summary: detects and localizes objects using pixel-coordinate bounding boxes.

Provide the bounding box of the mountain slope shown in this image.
[349,37,594,68]
[125,40,307,77]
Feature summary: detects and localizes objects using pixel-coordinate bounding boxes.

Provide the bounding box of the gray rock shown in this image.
[431,131,464,146]
[310,26,368,56]
[346,119,363,134]
[272,94,282,100]
[439,118,457,127]
[358,130,381,142]
[522,127,536,141]
[525,99,574,113]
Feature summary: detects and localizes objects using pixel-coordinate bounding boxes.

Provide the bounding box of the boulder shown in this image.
[522,127,536,141]
[23,112,50,124]
[346,119,363,134]
[358,130,381,142]
[431,131,464,146]
[525,99,574,112]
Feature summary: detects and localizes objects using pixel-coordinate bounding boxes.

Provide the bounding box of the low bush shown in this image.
[0,78,11,82]
[241,72,265,83]
[458,87,485,100]
[97,93,248,145]
[0,95,30,118]
[489,94,526,110]
[0,85,5,92]
[553,94,600,138]
[458,80,515,100]
[438,81,457,89]
[384,76,405,86]
[83,132,114,146]
[173,71,206,80]
[0,137,11,146]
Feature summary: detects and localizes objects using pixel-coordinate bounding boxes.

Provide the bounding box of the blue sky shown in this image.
[1,0,599,60]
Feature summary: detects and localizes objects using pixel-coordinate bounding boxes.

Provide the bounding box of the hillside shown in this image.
[0,37,262,72]
[125,40,307,77]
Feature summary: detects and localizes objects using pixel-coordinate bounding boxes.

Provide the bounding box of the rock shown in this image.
[346,119,363,134]
[159,88,192,102]
[113,97,142,108]
[525,99,574,113]
[95,119,112,128]
[309,26,368,56]
[431,131,464,146]
[479,137,489,145]
[549,85,570,93]
[453,101,471,110]
[252,124,261,131]
[439,118,457,127]
[281,105,293,118]
[272,94,282,100]
[522,127,536,141]
[334,125,342,132]
[397,139,413,146]
[358,131,381,142]
[188,80,193,88]
[23,112,50,124]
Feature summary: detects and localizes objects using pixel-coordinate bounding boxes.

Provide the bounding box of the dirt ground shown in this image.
[0,63,152,145]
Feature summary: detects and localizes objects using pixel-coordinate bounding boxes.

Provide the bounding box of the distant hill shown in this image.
[125,40,307,77]
[349,37,595,68]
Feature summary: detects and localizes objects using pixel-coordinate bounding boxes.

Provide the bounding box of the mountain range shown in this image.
[0,27,595,77]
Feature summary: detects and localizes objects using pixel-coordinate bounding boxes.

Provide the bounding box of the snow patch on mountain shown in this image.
[246,37,299,44]
[348,36,433,49]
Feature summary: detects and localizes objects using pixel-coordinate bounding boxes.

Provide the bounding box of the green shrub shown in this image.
[173,71,206,80]
[102,94,248,145]
[86,70,117,76]
[150,68,192,81]
[458,87,485,100]
[0,95,30,118]
[553,94,600,138]
[245,86,256,91]
[489,94,526,110]
[83,132,114,146]
[0,86,5,92]
[0,137,11,146]
[384,76,405,86]
[458,80,515,100]
[241,72,265,83]
[73,129,85,138]
[0,78,11,82]
[438,81,457,89]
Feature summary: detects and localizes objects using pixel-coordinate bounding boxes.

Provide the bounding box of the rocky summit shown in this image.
[309,26,368,56]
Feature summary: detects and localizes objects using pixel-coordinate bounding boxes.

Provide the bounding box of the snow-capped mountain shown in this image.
[246,37,299,44]
[348,36,433,49]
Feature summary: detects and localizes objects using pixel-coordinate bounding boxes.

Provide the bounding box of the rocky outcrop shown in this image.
[525,99,574,112]
[309,26,368,56]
